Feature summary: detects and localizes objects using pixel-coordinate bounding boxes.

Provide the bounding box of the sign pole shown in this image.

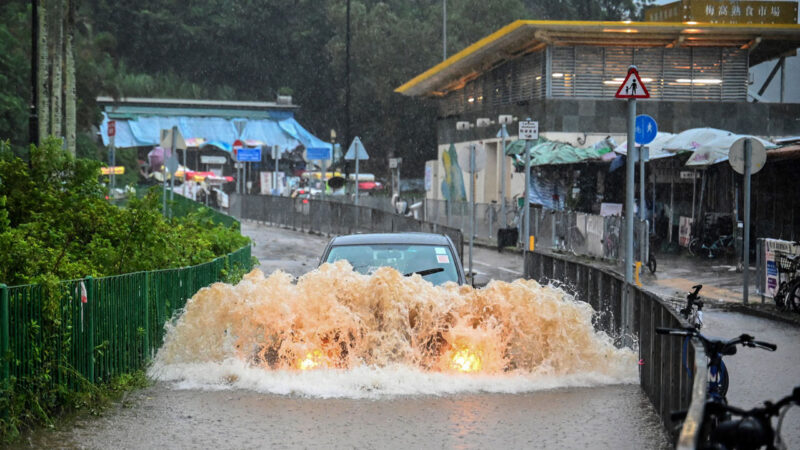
[639,146,647,264]
[355,151,360,206]
[182,144,187,197]
[743,138,752,305]
[523,137,532,258]
[109,134,116,196]
[500,123,507,227]
[321,158,327,201]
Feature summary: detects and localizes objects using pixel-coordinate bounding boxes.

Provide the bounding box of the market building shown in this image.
[396,19,800,243]
[97,96,331,198]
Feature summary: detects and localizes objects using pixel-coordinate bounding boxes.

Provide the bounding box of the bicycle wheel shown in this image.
[647,253,657,274]
[787,279,800,313]
[775,281,790,312]
[718,361,730,399]
[688,238,701,257]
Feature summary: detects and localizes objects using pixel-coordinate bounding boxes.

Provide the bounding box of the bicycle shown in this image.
[679,284,705,330]
[774,250,800,312]
[676,386,800,450]
[688,233,736,259]
[656,327,776,404]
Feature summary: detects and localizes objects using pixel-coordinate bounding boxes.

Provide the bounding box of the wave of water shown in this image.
[149,262,637,398]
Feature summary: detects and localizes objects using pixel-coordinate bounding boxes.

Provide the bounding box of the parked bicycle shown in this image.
[656,326,776,404]
[774,249,800,313]
[674,386,800,450]
[688,233,736,259]
[679,284,705,330]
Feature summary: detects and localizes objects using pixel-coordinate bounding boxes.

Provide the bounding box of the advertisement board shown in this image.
[763,239,800,298]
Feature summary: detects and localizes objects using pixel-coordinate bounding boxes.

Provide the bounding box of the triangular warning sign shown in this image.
[615,68,650,99]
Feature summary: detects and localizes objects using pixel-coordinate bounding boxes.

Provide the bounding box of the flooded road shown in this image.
[18,223,674,449]
[22,385,667,449]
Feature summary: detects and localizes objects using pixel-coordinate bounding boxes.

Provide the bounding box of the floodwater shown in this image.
[20,384,668,449]
[14,226,673,449]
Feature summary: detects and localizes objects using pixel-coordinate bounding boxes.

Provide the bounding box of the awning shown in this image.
[100,113,331,152]
[506,137,615,166]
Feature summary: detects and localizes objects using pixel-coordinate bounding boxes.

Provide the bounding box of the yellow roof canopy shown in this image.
[396,20,800,97]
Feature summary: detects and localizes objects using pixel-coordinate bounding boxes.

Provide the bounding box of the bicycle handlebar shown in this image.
[655,327,777,354]
[688,284,703,300]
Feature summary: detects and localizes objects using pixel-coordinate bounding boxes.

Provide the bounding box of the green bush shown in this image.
[0,137,249,286]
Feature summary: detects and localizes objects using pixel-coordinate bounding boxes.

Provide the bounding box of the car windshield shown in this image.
[325,244,459,286]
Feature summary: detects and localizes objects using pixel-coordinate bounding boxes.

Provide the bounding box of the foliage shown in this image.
[0,0,652,175]
[0,2,30,148]
[0,138,249,286]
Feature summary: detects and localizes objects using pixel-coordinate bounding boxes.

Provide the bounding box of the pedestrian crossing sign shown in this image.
[615,67,649,99]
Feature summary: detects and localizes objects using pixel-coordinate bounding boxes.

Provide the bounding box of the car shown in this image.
[319,232,466,286]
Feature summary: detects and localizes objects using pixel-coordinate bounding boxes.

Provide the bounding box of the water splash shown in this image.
[149,261,637,397]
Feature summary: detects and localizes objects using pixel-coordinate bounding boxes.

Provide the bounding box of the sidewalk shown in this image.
[481,237,800,326]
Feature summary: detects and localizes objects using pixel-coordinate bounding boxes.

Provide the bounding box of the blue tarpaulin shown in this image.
[100,113,331,152]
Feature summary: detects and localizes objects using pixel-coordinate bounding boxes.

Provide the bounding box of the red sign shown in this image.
[233,139,244,149]
[615,68,650,99]
[107,120,116,137]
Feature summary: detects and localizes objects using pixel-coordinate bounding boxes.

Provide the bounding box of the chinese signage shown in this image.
[100,166,125,175]
[646,1,798,25]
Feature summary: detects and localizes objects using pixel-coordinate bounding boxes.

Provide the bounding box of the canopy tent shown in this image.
[99,113,331,153]
[613,132,678,160]
[668,128,775,167]
[505,137,616,166]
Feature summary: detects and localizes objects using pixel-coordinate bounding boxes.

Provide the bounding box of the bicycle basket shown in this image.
[776,253,799,272]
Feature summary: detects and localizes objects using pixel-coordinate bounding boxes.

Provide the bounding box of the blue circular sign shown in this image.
[635,114,658,145]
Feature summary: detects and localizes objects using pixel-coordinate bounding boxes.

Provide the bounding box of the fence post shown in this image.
[1,284,8,382]
[86,276,95,384]
[143,272,151,361]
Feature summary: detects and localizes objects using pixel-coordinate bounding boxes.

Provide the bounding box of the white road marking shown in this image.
[497,267,523,275]
[474,260,523,275]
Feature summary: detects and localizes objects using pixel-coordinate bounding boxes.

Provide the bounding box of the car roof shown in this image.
[328,232,453,246]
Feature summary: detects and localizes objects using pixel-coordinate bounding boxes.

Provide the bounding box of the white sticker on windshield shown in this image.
[437,255,449,264]
[435,247,447,255]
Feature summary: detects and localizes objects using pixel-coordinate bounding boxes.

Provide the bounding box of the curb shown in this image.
[723,303,800,327]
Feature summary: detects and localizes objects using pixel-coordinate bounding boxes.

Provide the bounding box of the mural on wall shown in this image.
[441,143,467,202]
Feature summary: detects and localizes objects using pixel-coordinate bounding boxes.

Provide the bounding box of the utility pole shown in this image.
[345,0,352,152]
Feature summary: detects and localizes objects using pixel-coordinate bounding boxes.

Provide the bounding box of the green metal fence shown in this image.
[0,243,251,389]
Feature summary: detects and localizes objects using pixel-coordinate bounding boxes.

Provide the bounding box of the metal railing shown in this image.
[524,250,706,447]
[0,246,251,388]
[423,198,647,264]
[235,195,464,260]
